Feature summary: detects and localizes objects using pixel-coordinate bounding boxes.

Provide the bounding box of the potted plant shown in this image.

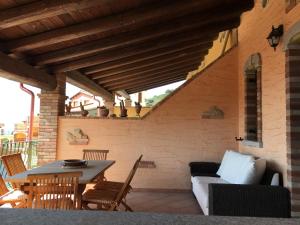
[135,102,142,117]
[98,106,109,117]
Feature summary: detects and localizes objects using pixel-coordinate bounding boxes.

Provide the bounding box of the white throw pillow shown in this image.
[253,158,266,184]
[235,158,266,184]
[220,151,254,184]
[216,150,231,177]
[217,151,267,184]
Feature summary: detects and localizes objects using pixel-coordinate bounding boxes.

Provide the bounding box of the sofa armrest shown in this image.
[208,183,291,218]
[189,162,220,177]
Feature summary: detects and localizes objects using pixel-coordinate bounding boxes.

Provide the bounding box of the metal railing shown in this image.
[0,141,38,178]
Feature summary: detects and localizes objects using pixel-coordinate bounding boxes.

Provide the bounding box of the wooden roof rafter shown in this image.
[0,51,56,90]
[0,0,254,95]
[0,0,109,29]
[104,66,198,91]
[3,0,230,52]
[66,71,114,101]
[95,58,202,85]
[29,5,246,66]
[91,53,203,81]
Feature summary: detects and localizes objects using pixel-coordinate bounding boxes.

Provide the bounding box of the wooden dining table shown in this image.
[4,160,115,209]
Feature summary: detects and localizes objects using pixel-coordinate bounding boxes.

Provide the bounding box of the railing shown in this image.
[0,141,38,178]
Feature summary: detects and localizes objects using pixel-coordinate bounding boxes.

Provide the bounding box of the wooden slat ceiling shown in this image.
[0,0,254,96]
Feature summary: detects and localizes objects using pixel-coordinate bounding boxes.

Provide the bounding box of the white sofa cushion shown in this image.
[216,150,231,177]
[217,150,255,184]
[191,176,228,215]
[245,158,266,184]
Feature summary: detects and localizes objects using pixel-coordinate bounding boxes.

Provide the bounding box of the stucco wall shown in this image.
[57,49,238,190]
[237,1,300,184]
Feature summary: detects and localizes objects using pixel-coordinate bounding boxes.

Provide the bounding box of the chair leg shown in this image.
[82,202,92,210]
[121,200,133,212]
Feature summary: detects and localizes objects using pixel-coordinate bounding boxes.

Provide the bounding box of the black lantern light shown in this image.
[266,24,284,51]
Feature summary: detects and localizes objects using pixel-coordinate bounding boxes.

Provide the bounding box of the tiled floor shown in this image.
[123,191,202,214]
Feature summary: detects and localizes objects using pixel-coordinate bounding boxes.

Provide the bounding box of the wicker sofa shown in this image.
[189,161,291,218]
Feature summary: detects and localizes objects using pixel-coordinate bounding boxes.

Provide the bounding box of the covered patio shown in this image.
[1,0,300,224]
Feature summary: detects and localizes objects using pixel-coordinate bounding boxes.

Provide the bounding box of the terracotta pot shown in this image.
[99,108,109,117]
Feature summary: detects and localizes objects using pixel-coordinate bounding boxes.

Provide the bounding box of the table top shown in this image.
[0,209,299,225]
[4,160,115,184]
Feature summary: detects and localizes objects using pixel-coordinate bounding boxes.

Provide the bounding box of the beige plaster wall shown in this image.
[237,1,300,184]
[57,49,239,190]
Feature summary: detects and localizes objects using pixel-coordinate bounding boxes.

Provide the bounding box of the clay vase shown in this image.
[120,108,128,117]
[99,108,109,117]
[135,104,142,116]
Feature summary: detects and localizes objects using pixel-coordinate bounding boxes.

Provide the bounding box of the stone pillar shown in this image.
[38,74,66,165]
[286,46,300,217]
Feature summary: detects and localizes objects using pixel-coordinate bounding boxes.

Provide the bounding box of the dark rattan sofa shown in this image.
[189,162,291,218]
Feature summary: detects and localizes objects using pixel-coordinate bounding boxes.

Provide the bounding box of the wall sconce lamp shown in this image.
[266,24,284,51]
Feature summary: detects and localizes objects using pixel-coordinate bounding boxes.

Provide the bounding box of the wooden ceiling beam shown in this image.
[0,0,105,29]
[65,71,113,101]
[96,58,201,85]
[105,66,196,90]
[84,49,204,75]
[31,5,243,65]
[81,45,207,75]
[33,27,214,66]
[3,0,217,52]
[89,51,203,79]
[127,77,186,94]
[115,74,187,92]
[116,90,131,99]
[52,38,210,73]
[0,51,56,90]
[78,17,240,74]
[91,53,202,80]
[3,0,254,52]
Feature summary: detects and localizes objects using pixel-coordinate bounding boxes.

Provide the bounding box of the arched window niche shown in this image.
[243,53,263,148]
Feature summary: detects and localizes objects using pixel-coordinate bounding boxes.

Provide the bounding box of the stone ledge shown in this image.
[0,209,299,225]
[242,140,263,148]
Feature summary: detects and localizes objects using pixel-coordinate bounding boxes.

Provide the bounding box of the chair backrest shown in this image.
[1,153,27,188]
[83,149,109,160]
[26,172,82,210]
[109,155,143,211]
[0,175,9,196]
[1,153,27,176]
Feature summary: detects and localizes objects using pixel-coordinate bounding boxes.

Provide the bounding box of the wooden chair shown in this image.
[82,155,142,211]
[83,149,109,182]
[26,172,82,210]
[83,149,109,160]
[1,153,27,188]
[0,175,26,208]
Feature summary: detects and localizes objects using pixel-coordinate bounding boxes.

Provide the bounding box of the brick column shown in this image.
[125,98,132,107]
[104,100,115,116]
[38,74,66,165]
[286,45,300,217]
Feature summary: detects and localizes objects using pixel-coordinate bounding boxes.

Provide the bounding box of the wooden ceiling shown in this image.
[0,0,254,99]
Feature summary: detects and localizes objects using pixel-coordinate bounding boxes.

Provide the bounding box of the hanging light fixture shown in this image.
[266,25,284,51]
